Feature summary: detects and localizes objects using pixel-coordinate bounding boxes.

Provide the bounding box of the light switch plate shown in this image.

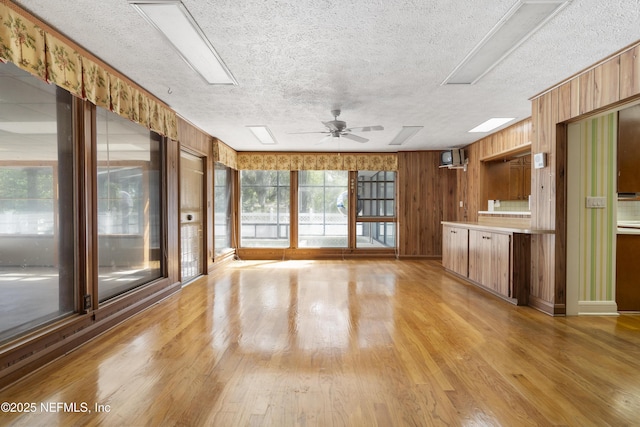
[586,196,606,208]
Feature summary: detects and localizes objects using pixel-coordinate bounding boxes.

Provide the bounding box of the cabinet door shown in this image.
[618,104,640,192]
[443,225,468,276]
[468,230,486,284]
[509,163,524,200]
[488,233,511,296]
[452,227,469,276]
[616,234,640,310]
[486,161,511,200]
[442,225,454,271]
[469,230,511,297]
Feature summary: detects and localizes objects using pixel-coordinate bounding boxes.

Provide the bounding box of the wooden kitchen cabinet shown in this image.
[618,104,640,192]
[486,160,510,200]
[468,229,510,297]
[485,156,531,201]
[616,234,640,311]
[442,225,469,277]
[508,156,531,200]
[442,222,533,305]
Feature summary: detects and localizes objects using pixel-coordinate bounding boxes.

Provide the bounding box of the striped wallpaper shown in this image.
[577,113,617,303]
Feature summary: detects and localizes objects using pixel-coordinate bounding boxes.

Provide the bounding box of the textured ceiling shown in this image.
[13,0,640,152]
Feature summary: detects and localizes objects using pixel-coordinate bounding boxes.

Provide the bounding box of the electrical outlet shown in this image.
[586,196,606,208]
[459,201,463,208]
[83,294,92,310]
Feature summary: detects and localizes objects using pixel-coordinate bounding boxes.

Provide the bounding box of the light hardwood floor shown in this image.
[1,260,639,426]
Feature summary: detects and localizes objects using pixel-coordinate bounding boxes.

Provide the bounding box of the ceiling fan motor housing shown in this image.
[332,120,347,131]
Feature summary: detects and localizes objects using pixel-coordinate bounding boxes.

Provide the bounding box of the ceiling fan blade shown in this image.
[342,133,369,143]
[315,135,333,145]
[345,125,384,132]
[288,131,330,134]
[322,121,340,132]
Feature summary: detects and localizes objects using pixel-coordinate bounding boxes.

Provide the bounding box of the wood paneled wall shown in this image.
[475,119,532,161]
[456,119,532,224]
[530,39,640,315]
[397,151,457,257]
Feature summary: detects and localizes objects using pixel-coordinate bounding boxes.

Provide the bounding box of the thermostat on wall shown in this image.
[534,152,547,169]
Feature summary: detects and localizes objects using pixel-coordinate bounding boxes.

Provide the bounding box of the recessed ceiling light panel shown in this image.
[468,118,515,133]
[443,0,569,85]
[389,126,423,145]
[129,1,237,85]
[247,125,277,144]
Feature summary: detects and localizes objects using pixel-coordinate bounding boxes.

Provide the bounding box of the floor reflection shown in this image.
[227,261,396,355]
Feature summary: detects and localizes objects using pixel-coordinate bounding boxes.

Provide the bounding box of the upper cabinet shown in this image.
[485,155,531,201]
[509,156,531,201]
[618,104,640,193]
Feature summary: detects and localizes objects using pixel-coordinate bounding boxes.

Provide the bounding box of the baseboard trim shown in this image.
[578,300,619,316]
[528,295,565,316]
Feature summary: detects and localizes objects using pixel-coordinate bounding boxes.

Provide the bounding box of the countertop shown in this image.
[442,221,554,235]
[617,228,640,235]
[617,222,640,235]
[478,211,531,216]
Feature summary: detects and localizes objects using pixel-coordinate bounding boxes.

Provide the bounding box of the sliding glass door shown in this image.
[0,63,76,343]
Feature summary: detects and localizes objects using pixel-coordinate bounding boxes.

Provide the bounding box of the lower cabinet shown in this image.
[616,234,640,311]
[442,223,531,305]
[442,225,469,277]
[469,230,510,297]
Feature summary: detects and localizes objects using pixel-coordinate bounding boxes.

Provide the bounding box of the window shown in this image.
[357,222,396,248]
[298,170,348,248]
[357,171,395,217]
[356,171,396,248]
[0,62,76,343]
[96,108,163,302]
[240,170,290,247]
[214,163,233,255]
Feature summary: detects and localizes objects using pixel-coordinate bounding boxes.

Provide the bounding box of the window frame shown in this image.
[236,169,397,254]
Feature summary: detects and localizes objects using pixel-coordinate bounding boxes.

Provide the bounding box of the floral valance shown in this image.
[237,152,398,171]
[213,139,238,170]
[0,2,177,140]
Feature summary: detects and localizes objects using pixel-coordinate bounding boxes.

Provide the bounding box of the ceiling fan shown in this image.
[292,109,383,144]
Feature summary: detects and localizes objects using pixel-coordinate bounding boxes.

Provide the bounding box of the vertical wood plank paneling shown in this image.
[529,96,542,307]
[397,151,451,257]
[166,137,181,284]
[462,116,534,226]
[530,98,539,227]
[534,92,554,229]
[443,168,458,222]
[570,77,581,119]
[554,123,568,308]
[620,45,640,99]
[529,40,640,315]
[594,57,620,110]
[579,70,594,115]
[557,82,572,123]
[177,117,216,270]
[177,117,210,154]
[464,143,480,222]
